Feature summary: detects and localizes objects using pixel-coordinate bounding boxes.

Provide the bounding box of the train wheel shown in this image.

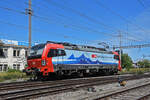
[41,76,48,81]
[105,71,110,76]
[29,72,38,81]
[78,72,84,78]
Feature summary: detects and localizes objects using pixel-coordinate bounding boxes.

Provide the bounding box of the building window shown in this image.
[13,64,20,70]
[13,64,16,69]
[13,50,20,57]
[25,51,28,57]
[3,64,8,71]
[0,64,2,72]
[0,49,4,57]
[13,50,16,57]
[17,64,20,70]
[17,50,20,56]
[3,49,8,57]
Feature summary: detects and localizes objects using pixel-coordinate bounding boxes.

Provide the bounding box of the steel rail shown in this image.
[0,73,150,100]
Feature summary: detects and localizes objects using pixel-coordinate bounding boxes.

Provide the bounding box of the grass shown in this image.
[119,68,150,75]
[0,69,28,82]
[1,68,150,82]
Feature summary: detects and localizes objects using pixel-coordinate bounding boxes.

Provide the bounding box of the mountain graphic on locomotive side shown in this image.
[24,41,121,80]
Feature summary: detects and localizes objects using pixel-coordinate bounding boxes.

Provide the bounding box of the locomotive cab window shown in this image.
[47,49,57,57]
[114,55,119,60]
[47,49,66,57]
[59,49,66,56]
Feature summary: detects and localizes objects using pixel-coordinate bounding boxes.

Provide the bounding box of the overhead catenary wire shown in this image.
[42,0,139,46]
[24,1,97,30]
[0,5,102,40]
[22,0,144,45]
[1,0,149,48]
[137,0,147,8]
[113,43,150,49]
[61,0,145,41]
[0,4,118,38]
[94,0,149,32]
[33,14,118,37]
[0,4,142,47]
[44,0,120,33]
[0,6,26,15]
[46,0,146,44]
[29,1,121,38]
[0,5,109,45]
[0,19,100,45]
[33,15,124,46]
[94,0,150,40]
[24,1,120,38]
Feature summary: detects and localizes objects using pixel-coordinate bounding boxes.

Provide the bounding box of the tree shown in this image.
[137,59,150,68]
[121,53,133,69]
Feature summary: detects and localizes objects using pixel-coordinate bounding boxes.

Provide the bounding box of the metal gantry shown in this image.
[113,43,150,49]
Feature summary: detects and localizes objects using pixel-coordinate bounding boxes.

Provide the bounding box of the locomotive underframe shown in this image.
[54,64,118,75]
[25,64,118,80]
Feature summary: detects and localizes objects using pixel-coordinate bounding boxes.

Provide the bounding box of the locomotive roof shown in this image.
[46,41,112,54]
[31,43,46,50]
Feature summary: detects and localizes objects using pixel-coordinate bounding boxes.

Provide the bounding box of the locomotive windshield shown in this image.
[28,44,45,59]
[30,48,44,56]
[47,49,66,57]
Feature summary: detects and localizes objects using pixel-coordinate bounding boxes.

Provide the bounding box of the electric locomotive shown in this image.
[25,41,121,80]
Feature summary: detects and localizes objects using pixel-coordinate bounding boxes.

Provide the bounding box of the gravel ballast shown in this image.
[31,77,150,100]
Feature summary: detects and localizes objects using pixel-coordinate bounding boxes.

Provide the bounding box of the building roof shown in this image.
[0,43,28,49]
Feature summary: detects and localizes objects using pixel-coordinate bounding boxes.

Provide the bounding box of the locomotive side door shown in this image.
[47,49,66,72]
[47,49,58,72]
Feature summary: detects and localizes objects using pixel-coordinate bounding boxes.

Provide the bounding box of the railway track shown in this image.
[90,82,150,100]
[137,93,150,100]
[0,74,129,92]
[0,73,150,100]
[79,75,150,100]
[0,75,117,92]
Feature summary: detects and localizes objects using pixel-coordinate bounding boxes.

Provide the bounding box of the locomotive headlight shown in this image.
[41,60,46,66]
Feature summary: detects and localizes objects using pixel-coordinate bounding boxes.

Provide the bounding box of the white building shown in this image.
[0,40,28,71]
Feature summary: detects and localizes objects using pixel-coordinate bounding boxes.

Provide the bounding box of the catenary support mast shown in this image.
[119,31,122,67]
[28,0,32,49]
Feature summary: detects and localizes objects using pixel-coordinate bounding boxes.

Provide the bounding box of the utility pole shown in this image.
[119,31,122,66]
[28,0,32,49]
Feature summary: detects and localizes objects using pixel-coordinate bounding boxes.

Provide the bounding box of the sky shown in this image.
[0,0,150,62]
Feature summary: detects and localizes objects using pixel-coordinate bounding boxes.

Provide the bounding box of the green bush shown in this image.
[0,69,28,82]
[119,68,150,75]
[121,54,133,69]
[7,69,21,73]
[137,59,150,68]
